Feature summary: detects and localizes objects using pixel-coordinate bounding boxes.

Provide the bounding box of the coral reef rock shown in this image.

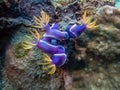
[2,4,120,90]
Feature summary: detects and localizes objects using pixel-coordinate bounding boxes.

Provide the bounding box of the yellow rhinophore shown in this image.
[39,53,56,75]
[81,0,84,5]
[83,10,99,29]
[33,11,50,29]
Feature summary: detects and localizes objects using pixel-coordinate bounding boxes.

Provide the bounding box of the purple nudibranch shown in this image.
[23,23,87,74]
[36,23,87,67]
[23,10,98,74]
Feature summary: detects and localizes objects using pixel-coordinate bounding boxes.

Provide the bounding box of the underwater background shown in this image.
[0,0,120,90]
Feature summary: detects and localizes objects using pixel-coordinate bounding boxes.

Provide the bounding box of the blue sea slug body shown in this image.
[22,10,98,74]
[66,24,87,38]
[43,23,69,41]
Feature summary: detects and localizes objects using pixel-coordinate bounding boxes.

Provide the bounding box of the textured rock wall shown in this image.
[0,0,120,90]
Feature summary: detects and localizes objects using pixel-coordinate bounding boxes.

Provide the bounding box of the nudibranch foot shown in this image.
[83,10,99,29]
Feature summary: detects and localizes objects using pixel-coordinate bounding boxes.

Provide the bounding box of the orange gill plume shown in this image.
[83,10,99,29]
[33,10,50,29]
[39,53,56,75]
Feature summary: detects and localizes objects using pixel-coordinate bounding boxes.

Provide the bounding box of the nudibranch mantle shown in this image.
[51,53,67,67]
[66,24,87,38]
[23,10,98,74]
[36,39,65,54]
[43,23,69,40]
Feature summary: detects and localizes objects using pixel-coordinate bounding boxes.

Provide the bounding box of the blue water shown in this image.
[115,0,120,8]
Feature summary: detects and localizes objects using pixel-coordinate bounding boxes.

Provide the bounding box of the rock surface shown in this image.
[0,0,120,90]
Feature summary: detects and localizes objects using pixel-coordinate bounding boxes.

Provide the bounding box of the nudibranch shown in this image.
[22,10,98,74]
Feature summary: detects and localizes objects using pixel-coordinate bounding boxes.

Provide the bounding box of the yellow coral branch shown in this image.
[34,30,41,41]
[39,53,56,74]
[30,30,41,41]
[30,30,37,39]
[22,41,36,49]
[42,64,56,74]
[83,10,87,23]
[22,30,41,50]
[43,53,51,62]
[33,11,50,29]
[83,10,99,29]
[48,65,56,74]
[39,61,51,65]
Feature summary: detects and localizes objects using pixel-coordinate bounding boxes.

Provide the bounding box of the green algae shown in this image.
[15,42,29,58]
[10,26,32,58]
[32,48,42,61]
[11,26,30,45]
